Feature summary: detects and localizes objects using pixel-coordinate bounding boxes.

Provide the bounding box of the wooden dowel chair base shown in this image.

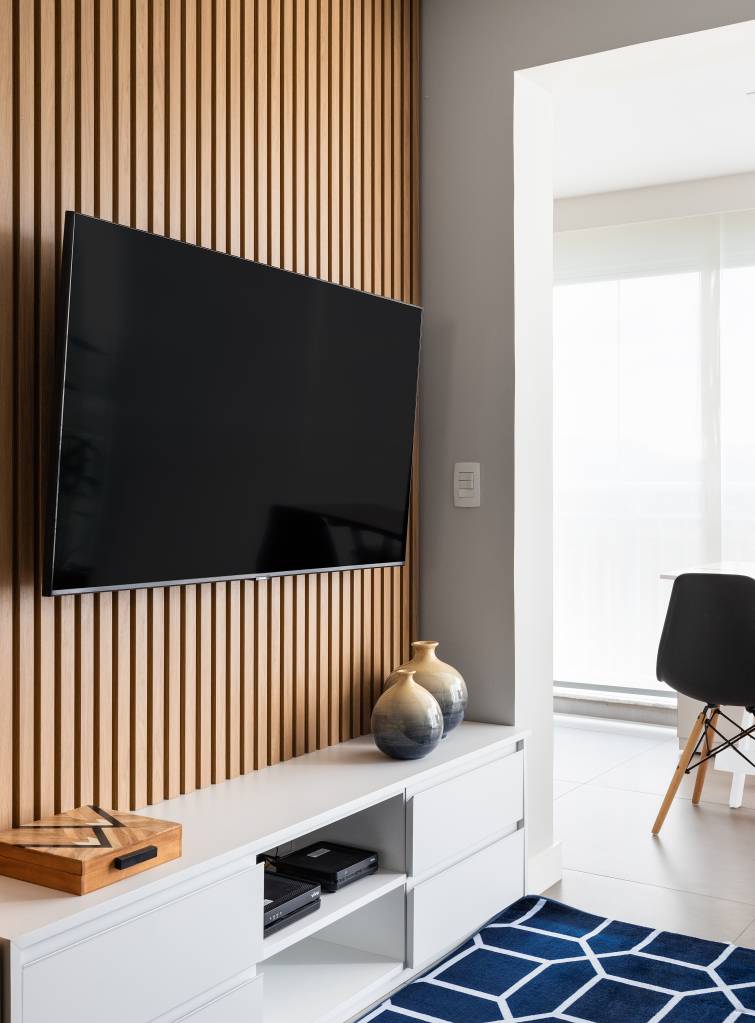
[652,706,710,835]
[692,708,720,805]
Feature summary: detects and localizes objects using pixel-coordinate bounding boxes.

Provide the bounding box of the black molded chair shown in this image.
[653,572,755,834]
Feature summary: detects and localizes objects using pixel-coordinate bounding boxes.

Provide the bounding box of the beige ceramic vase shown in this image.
[371,668,443,760]
[386,641,467,737]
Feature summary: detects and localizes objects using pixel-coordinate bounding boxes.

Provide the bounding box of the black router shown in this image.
[263,871,321,935]
[274,842,379,893]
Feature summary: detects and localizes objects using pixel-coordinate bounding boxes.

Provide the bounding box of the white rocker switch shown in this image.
[454,462,480,507]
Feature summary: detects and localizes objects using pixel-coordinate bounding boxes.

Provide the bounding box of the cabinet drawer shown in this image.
[408,830,524,969]
[177,975,263,1023]
[22,863,263,1023]
[408,750,523,877]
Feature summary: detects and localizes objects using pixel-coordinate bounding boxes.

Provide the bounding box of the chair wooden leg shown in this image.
[652,708,707,835]
[692,709,720,805]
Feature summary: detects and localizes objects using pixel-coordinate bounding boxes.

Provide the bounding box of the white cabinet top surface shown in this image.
[0,721,524,944]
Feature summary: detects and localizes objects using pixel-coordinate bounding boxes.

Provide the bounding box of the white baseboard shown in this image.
[527,841,562,895]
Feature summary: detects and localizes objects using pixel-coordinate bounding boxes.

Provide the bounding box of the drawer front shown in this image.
[408,830,525,969]
[22,863,263,1023]
[409,750,523,877]
[178,975,263,1023]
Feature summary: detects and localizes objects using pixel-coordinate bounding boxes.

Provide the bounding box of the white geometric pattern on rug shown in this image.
[360,897,755,1023]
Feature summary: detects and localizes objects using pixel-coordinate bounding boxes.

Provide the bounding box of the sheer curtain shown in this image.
[554,210,755,693]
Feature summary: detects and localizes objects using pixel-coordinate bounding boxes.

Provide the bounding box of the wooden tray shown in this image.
[0,805,182,895]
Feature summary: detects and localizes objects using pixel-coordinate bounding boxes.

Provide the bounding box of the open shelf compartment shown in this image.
[261,792,406,958]
[262,886,406,1023]
[262,867,406,959]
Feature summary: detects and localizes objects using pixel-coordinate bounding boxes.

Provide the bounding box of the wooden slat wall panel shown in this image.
[0,0,419,828]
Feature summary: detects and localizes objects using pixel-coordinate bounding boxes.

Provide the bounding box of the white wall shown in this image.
[513,73,559,893]
[420,0,755,890]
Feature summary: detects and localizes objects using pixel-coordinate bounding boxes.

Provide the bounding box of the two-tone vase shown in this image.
[386,640,467,737]
[371,668,443,760]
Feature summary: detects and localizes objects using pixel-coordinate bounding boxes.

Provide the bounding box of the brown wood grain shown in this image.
[0,806,181,895]
[0,0,419,828]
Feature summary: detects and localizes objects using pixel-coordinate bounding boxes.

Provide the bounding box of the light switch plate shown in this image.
[453,462,480,507]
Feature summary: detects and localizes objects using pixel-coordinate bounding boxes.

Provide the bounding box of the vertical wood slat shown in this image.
[164,586,181,798]
[181,585,197,793]
[254,580,268,770]
[306,575,318,750]
[281,575,294,760]
[36,0,56,820]
[195,1,213,795]
[267,577,281,765]
[294,574,306,757]
[241,580,255,774]
[212,582,227,785]
[130,0,150,819]
[148,588,164,805]
[75,0,96,812]
[340,572,351,742]
[329,573,340,744]
[93,0,114,813]
[147,0,166,808]
[351,571,362,739]
[282,0,294,272]
[228,0,241,260]
[1,0,419,824]
[160,4,181,807]
[317,574,329,748]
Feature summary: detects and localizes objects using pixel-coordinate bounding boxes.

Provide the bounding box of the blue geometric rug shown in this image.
[362,896,755,1022]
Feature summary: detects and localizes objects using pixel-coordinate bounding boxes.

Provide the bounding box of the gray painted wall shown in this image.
[420,0,755,868]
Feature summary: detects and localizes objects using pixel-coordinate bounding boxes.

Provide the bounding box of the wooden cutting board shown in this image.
[0,805,182,895]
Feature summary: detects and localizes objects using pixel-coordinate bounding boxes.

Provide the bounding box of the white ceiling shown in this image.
[526,21,755,199]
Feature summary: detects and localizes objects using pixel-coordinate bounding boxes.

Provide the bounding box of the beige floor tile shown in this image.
[554,724,669,784]
[554,778,582,799]
[544,869,755,944]
[735,919,755,949]
[598,736,755,808]
[556,781,755,905]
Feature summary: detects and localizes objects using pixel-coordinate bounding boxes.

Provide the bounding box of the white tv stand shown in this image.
[0,722,527,1023]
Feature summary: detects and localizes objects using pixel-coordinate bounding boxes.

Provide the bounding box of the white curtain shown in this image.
[554,210,755,692]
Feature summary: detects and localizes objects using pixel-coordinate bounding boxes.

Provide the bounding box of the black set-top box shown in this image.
[263,872,321,935]
[275,841,379,892]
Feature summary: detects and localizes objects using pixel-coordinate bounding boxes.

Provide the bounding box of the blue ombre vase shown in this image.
[371,668,443,760]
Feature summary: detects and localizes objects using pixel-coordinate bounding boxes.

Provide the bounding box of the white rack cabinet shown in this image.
[0,722,526,1023]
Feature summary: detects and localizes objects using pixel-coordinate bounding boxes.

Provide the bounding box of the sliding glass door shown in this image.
[554,211,755,693]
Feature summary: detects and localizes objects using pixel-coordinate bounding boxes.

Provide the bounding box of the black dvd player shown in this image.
[274,842,379,892]
[263,871,321,934]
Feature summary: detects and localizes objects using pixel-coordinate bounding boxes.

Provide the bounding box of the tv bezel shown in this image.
[43,212,421,596]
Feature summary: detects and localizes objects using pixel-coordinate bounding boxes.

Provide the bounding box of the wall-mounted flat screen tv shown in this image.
[44,213,421,595]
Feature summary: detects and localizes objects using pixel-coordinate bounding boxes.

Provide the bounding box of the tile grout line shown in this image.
[555,729,672,789]
[733,913,755,945]
[569,777,755,818]
[557,727,755,808]
[558,866,755,914]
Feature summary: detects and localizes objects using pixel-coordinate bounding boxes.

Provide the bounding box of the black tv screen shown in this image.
[44,213,421,595]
